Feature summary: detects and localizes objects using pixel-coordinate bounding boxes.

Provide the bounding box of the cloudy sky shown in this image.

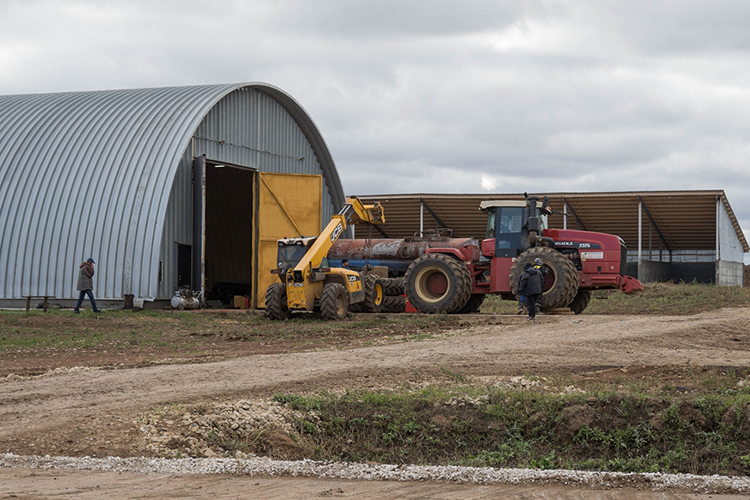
[2,0,749,245]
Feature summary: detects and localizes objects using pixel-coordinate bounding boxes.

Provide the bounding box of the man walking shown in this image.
[75,258,100,313]
[518,259,543,320]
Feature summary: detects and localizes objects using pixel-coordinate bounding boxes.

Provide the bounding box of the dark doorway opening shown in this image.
[204,162,255,305]
[177,244,192,287]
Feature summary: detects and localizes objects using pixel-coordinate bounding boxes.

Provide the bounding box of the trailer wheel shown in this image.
[265,283,292,320]
[458,294,485,314]
[382,295,406,313]
[321,282,348,320]
[363,275,384,313]
[405,253,472,313]
[569,289,591,314]
[509,247,579,309]
[381,277,405,296]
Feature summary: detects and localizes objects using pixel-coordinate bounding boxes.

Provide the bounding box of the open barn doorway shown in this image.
[202,160,256,306]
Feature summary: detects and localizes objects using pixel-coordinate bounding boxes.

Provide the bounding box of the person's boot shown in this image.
[516,305,524,315]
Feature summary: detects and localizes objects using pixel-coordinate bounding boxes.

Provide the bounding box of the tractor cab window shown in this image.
[277,242,308,270]
[485,210,496,238]
[495,206,524,254]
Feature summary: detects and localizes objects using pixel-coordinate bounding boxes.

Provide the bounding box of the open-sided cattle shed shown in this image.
[352,191,748,286]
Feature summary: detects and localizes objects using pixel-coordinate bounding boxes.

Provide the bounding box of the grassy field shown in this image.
[1,282,748,357]
[5,282,750,475]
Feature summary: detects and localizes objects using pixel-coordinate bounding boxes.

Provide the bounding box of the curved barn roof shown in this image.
[0,83,344,300]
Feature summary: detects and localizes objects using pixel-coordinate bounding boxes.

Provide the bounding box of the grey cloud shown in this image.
[1,0,749,252]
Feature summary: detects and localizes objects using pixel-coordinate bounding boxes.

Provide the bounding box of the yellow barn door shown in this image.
[255,172,322,308]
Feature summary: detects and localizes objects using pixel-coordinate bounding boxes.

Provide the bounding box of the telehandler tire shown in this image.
[321,282,348,320]
[405,253,472,314]
[363,275,385,313]
[265,283,292,320]
[509,247,579,310]
[569,289,591,315]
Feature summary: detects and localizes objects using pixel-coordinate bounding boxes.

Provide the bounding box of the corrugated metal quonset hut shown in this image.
[0,83,345,308]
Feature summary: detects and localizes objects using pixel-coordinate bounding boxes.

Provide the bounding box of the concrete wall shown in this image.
[717,260,744,287]
[636,260,672,283]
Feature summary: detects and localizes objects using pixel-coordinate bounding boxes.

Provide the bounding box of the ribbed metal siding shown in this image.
[157,88,338,299]
[0,83,344,300]
[191,88,335,220]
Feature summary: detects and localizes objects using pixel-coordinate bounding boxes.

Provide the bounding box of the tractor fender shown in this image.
[425,247,469,263]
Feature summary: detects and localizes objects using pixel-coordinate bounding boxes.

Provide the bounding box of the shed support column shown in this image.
[638,199,642,281]
[420,202,424,238]
[192,155,206,296]
[716,197,721,285]
[563,203,567,230]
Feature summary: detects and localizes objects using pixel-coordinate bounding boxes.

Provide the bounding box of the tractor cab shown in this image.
[480,198,551,257]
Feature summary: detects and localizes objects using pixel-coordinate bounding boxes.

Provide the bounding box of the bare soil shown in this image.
[2,307,750,498]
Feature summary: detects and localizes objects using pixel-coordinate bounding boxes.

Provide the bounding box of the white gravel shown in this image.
[2,453,750,494]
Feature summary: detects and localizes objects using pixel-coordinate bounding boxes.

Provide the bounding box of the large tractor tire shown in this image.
[265,283,292,320]
[382,295,406,313]
[509,247,579,310]
[404,253,472,314]
[363,275,385,313]
[320,282,348,320]
[569,289,591,315]
[458,294,485,314]
[381,277,405,296]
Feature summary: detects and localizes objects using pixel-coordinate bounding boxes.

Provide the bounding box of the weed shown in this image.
[437,364,466,383]
[273,384,750,476]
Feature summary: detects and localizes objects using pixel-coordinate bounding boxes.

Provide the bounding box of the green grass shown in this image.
[270,373,750,475]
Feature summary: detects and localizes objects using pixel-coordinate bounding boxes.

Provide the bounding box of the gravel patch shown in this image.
[137,398,310,458]
[2,453,750,494]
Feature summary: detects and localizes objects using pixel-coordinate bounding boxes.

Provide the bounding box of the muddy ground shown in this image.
[2,307,750,498]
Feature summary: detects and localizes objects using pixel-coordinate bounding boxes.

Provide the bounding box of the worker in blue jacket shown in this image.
[518,258,544,320]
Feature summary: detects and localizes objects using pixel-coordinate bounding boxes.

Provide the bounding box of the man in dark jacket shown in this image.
[74,258,100,313]
[518,260,543,320]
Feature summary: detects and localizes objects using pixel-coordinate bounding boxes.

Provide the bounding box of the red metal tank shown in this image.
[329,236,480,275]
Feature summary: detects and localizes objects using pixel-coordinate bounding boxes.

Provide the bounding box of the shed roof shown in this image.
[352,191,748,253]
[0,83,344,299]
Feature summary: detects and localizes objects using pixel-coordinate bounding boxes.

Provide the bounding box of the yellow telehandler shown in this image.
[265,197,385,320]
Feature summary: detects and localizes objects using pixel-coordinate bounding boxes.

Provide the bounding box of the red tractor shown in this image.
[404,194,643,314]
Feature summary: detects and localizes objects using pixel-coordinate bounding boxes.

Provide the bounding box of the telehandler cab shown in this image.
[265,197,385,320]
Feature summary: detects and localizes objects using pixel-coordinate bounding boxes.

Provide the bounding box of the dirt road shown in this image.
[2,309,750,498]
